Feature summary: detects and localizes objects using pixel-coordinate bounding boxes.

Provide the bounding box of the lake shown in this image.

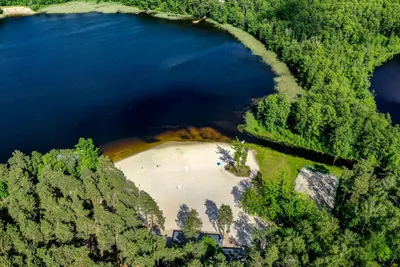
[371,55,400,125]
[0,13,275,162]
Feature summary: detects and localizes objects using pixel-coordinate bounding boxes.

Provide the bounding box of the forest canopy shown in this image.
[242,167,400,266]
[1,139,399,266]
[0,139,233,266]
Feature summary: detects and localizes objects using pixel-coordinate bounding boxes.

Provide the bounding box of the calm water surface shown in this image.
[0,13,275,161]
[371,55,400,124]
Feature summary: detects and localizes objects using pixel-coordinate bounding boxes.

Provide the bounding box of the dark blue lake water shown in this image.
[371,55,400,125]
[0,13,275,161]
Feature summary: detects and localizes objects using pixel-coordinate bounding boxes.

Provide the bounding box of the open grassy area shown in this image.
[207,19,304,101]
[246,142,343,189]
[243,113,343,189]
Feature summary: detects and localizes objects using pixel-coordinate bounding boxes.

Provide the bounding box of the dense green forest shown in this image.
[0,139,236,266]
[243,167,400,266]
[1,139,398,265]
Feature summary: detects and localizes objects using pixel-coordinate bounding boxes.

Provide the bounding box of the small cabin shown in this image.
[171,230,246,261]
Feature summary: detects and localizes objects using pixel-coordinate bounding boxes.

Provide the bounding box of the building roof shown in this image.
[171,230,247,261]
[172,230,223,247]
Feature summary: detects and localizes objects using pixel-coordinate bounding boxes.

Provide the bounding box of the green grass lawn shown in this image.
[246,143,343,189]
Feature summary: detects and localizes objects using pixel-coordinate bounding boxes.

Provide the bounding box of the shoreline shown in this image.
[1,1,302,98]
[206,19,304,100]
[101,126,232,163]
[0,6,36,18]
[1,1,304,164]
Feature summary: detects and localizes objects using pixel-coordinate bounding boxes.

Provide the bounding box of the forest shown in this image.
[242,165,400,266]
[1,0,400,265]
[0,139,239,266]
[1,140,399,266]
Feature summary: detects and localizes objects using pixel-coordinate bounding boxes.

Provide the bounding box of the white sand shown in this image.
[116,141,263,246]
[1,6,35,17]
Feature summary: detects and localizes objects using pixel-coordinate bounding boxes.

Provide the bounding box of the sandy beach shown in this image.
[116,141,263,246]
[1,6,35,17]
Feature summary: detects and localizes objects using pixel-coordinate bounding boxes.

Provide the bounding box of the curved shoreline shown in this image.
[1,1,304,165]
[1,1,301,98]
[206,20,303,100]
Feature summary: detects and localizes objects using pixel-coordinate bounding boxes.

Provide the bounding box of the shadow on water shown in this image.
[107,51,397,169]
[102,107,353,169]
[101,86,353,168]
[102,119,353,169]
[0,13,275,162]
[0,13,353,169]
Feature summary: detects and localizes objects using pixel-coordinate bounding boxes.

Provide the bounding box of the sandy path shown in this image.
[116,141,262,246]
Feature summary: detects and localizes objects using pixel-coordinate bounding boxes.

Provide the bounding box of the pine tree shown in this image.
[183,209,203,240]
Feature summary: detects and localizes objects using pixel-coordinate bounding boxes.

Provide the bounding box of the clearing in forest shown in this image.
[116,141,265,247]
[295,167,339,210]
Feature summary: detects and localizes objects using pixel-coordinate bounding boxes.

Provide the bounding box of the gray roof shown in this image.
[172,230,223,247]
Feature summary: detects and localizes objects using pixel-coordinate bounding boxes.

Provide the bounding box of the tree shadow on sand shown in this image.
[305,170,338,210]
[175,204,190,228]
[204,199,219,230]
[230,212,266,247]
[216,145,233,163]
[231,179,252,206]
[232,212,254,247]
